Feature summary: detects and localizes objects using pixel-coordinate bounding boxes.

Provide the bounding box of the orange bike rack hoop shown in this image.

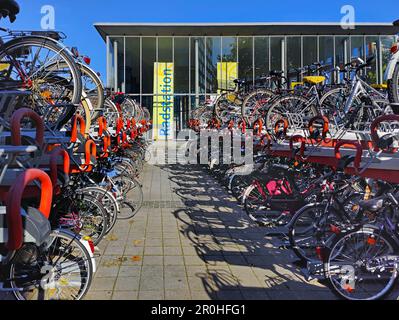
[334,140,363,172]
[98,116,107,137]
[274,118,289,137]
[370,114,399,151]
[70,114,86,143]
[82,140,97,170]
[5,169,53,251]
[308,115,329,140]
[11,108,44,146]
[49,148,70,187]
[253,118,264,137]
[289,135,306,160]
[116,117,124,135]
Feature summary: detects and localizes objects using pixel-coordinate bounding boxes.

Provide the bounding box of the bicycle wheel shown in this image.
[319,87,348,127]
[67,193,108,245]
[388,63,399,103]
[214,93,240,122]
[115,176,143,219]
[79,62,104,122]
[9,229,93,300]
[326,226,398,300]
[288,204,339,262]
[79,187,119,234]
[0,36,82,124]
[265,95,318,131]
[241,88,274,126]
[242,183,276,225]
[103,98,119,126]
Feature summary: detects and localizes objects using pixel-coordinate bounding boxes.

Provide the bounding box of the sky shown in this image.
[2,0,398,81]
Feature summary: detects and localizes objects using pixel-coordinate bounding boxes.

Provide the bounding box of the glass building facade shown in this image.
[95,23,399,136]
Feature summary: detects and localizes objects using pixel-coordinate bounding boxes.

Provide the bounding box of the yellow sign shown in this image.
[217,62,238,93]
[153,62,174,140]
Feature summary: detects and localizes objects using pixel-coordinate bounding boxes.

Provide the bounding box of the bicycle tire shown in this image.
[265,94,318,131]
[79,186,119,234]
[325,226,398,300]
[9,229,93,300]
[0,36,82,106]
[241,88,274,125]
[388,63,399,104]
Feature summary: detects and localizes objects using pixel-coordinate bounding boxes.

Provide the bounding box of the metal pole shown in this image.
[378,36,383,84]
[106,36,111,88]
[114,40,118,92]
[195,38,199,108]
[281,38,285,75]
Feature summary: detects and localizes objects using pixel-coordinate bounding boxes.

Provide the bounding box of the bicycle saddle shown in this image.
[0,0,19,23]
[270,70,284,77]
[303,76,326,85]
[358,197,384,212]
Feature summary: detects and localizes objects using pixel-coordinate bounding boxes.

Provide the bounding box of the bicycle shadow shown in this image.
[165,163,335,300]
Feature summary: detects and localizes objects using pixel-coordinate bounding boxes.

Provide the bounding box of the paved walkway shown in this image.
[86,163,337,300]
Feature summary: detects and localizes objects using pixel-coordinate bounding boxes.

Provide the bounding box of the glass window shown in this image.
[238,37,253,82]
[191,37,206,94]
[381,36,396,84]
[174,95,190,131]
[221,37,237,91]
[158,37,173,62]
[287,37,301,81]
[205,37,221,94]
[319,36,334,83]
[303,37,318,67]
[254,37,269,78]
[270,37,283,72]
[365,36,379,84]
[319,36,334,67]
[335,36,350,83]
[335,36,350,67]
[125,37,140,94]
[142,37,156,94]
[222,37,237,62]
[191,95,206,111]
[107,37,114,89]
[109,37,124,92]
[174,37,189,94]
[351,36,365,60]
[351,36,365,77]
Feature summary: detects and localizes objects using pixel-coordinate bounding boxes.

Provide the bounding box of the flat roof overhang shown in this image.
[94,22,399,40]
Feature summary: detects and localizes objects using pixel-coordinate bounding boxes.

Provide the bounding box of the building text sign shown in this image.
[153,62,174,140]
